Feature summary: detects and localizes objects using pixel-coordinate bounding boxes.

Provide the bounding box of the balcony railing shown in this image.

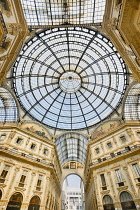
[89,144,140,167]
[0,146,53,167]
[0,146,62,186]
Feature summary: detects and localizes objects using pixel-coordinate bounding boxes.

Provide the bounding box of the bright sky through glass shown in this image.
[56,133,87,165]
[12,27,128,130]
[67,174,81,188]
[20,0,106,28]
[0,88,18,123]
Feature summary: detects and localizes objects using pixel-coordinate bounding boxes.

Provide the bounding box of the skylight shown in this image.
[12,27,128,130]
[20,0,106,28]
[56,133,87,165]
[0,88,18,123]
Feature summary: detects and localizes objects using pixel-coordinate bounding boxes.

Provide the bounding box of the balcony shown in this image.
[0,146,53,167]
[89,144,140,167]
[0,146,62,187]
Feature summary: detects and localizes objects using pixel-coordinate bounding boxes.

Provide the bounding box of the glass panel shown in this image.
[0,88,18,123]
[115,169,123,183]
[103,195,113,204]
[12,27,128,130]
[120,191,133,202]
[124,83,140,120]
[20,0,106,28]
[100,174,106,186]
[132,163,140,177]
[56,132,87,165]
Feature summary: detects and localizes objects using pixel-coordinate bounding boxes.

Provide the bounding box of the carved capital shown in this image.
[0,48,7,54]
[15,167,20,172]
[0,54,9,61]
[107,171,111,175]
[122,49,135,57]
[117,186,128,192]
[26,137,30,145]
[123,166,128,171]
[126,128,133,137]
[0,78,7,86]
[33,190,42,195]
[112,136,117,144]
[0,183,6,188]
[1,10,11,17]
[9,130,16,140]
[107,18,118,30]
[6,23,22,35]
[101,190,110,195]
[15,187,26,191]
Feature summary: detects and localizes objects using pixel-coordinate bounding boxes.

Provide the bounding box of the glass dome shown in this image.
[12,27,128,130]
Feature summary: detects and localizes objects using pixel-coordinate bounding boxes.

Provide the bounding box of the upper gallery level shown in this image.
[0,124,62,185]
[85,122,140,180]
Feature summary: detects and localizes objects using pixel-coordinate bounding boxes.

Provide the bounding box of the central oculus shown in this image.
[59,72,81,93]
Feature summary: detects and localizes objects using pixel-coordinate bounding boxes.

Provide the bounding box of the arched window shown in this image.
[0,88,18,123]
[124,83,140,121]
[103,195,115,210]
[6,192,23,210]
[28,196,40,210]
[120,191,136,210]
[0,189,2,200]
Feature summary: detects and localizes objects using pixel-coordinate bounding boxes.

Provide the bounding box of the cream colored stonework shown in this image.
[0,0,140,210]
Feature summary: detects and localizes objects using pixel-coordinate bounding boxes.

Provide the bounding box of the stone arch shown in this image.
[62,172,84,185]
[0,87,19,123]
[102,195,115,210]
[120,191,137,210]
[6,192,23,210]
[62,173,85,210]
[28,195,41,210]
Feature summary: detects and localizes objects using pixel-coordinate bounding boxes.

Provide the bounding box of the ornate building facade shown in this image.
[0,0,140,210]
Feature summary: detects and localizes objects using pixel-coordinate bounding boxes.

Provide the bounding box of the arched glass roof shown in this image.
[0,88,18,123]
[55,132,87,166]
[12,27,128,130]
[124,83,140,121]
[20,0,106,28]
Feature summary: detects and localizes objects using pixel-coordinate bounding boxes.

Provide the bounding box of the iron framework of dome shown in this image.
[12,27,128,130]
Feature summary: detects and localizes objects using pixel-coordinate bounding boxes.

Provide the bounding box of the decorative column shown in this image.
[112,136,118,146]
[94,176,103,210]
[7,130,16,144]
[46,192,51,210]
[126,128,136,142]
[25,171,36,201]
[41,176,50,210]
[123,166,138,198]
[20,170,35,209]
[0,160,5,174]
[5,166,20,199]
[107,172,116,200]
[49,195,53,210]
[51,197,55,210]
[107,171,122,209]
